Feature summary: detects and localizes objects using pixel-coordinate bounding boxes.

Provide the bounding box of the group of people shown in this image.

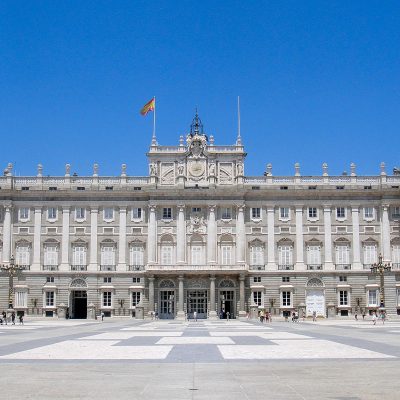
[0,311,23,325]
[258,310,272,323]
[354,310,387,324]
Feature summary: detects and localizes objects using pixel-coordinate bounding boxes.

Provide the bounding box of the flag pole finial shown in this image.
[151,96,157,146]
[236,96,242,145]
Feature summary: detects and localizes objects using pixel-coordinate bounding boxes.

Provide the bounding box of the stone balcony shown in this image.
[335,264,352,270]
[42,265,59,271]
[145,264,247,274]
[70,265,88,271]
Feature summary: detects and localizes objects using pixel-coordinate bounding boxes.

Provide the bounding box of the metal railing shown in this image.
[391,263,400,270]
[278,264,294,270]
[249,265,266,271]
[363,264,374,270]
[307,264,323,270]
[335,264,352,270]
[42,265,59,271]
[70,265,88,271]
[128,265,145,271]
[99,265,116,271]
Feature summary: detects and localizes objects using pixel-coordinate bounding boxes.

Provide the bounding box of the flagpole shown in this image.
[237,96,242,145]
[151,96,157,146]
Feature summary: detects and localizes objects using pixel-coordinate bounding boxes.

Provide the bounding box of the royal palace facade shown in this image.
[1,114,400,319]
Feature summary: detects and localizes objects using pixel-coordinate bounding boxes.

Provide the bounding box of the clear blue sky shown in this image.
[1,1,399,177]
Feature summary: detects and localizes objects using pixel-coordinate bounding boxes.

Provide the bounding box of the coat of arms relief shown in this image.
[187,211,207,234]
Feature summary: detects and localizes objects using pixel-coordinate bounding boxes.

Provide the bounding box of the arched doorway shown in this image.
[218,279,236,319]
[306,278,325,317]
[186,278,208,319]
[158,279,175,319]
[69,278,88,319]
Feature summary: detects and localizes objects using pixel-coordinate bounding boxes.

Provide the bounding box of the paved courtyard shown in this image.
[0,318,400,399]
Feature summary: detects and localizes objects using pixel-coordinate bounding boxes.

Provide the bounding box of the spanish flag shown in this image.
[140,97,155,116]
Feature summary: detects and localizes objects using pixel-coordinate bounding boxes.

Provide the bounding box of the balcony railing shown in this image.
[278,264,294,270]
[128,265,145,271]
[146,264,247,271]
[42,265,59,271]
[17,265,30,270]
[391,263,400,270]
[70,265,88,271]
[335,264,352,270]
[307,264,323,270]
[249,265,266,271]
[363,264,374,270]
[100,265,116,271]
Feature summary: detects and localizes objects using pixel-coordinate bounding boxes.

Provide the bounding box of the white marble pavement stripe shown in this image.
[156,337,234,345]
[80,331,184,340]
[210,331,311,339]
[0,340,173,360]
[218,340,395,360]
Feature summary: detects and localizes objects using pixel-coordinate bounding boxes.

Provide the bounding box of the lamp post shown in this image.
[0,256,26,310]
[370,254,391,308]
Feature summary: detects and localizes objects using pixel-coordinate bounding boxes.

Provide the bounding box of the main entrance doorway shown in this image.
[159,290,175,319]
[306,289,325,317]
[219,290,235,319]
[187,290,207,319]
[71,290,87,319]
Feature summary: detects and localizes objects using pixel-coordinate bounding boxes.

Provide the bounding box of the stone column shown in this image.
[2,204,12,263]
[60,207,70,269]
[236,204,246,263]
[351,206,362,269]
[238,274,246,318]
[118,207,127,270]
[176,205,186,264]
[323,205,334,270]
[209,275,217,319]
[207,205,217,264]
[31,207,42,271]
[177,275,185,319]
[267,206,275,270]
[148,276,155,316]
[382,205,391,262]
[89,208,98,271]
[295,206,305,270]
[148,205,157,264]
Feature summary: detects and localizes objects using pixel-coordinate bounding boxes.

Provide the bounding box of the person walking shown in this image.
[312,310,317,322]
[381,311,386,324]
[2,311,7,325]
[372,312,377,325]
[19,314,24,325]
[354,311,358,321]
[226,311,230,321]
[193,311,197,322]
[11,312,15,325]
[101,311,105,321]
[362,310,366,320]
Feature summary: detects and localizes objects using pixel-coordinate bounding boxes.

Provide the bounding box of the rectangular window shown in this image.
[253,276,261,283]
[103,291,112,307]
[16,245,30,266]
[75,207,85,220]
[132,277,141,283]
[103,277,112,283]
[46,276,54,283]
[253,291,262,306]
[307,245,321,266]
[19,207,29,220]
[104,208,114,220]
[101,246,115,266]
[45,291,55,307]
[279,246,293,266]
[72,246,86,266]
[161,245,173,264]
[336,245,350,265]
[132,292,141,307]
[221,207,232,220]
[163,207,172,219]
[392,245,400,265]
[364,245,377,265]
[191,245,202,265]
[336,207,346,219]
[44,245,58,266]
[192,207,201,213]
[251,208,261,219]
[130,246,144,266]
[339,276,347,282]
[250,246,264,265]
[280,207,290,219]
[368,290,378,306]
[339,291,348,306]
[15,291,27,308]
[308,207,317,218]
[282,277,290,283]
[47,207,57,220]
[392,206,400,218]
[132,207,142,219]
[364,207,374,219]
[282,291,291,307]
[221,245,232,265]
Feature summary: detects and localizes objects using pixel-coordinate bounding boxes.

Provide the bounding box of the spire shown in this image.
[190,109,205,136]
